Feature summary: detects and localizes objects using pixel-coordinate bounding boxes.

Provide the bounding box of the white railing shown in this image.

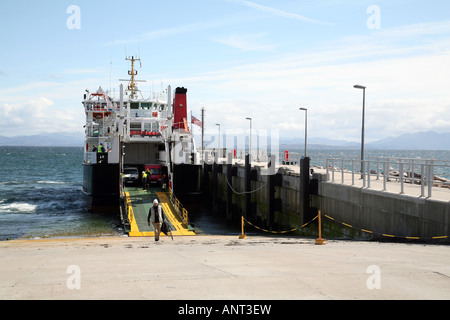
[325,156,450,198]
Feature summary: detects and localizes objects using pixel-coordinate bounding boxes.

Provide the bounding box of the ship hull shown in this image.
[172,164,202,195]
[82,163,120,213]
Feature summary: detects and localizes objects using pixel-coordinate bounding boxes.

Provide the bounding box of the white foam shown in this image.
[0,202,37,213]
[36,181,65,185]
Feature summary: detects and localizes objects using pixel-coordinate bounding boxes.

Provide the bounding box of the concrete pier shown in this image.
[1,236,449,300]
[203,156,450,242]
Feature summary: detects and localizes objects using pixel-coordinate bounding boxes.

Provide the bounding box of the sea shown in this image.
[1,146,450,241]
[0,146,123,241]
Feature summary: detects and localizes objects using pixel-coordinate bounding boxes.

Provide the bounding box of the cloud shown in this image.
[182,21,450,141]
[214,33,276,51]
[63,68,104,75]
[113,15,250,45]
[225,0,334,25]
[0,97,82,136]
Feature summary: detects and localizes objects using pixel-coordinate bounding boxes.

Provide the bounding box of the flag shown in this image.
[191,115,203,128]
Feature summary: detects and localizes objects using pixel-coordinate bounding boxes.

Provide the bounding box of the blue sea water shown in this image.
[1,146,449,241]
[0,146,122,241]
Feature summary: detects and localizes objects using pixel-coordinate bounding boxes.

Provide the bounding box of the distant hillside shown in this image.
[1,130,449,150]
[367,131,450,150]
[280,131,450,150]
[0,132,84,147]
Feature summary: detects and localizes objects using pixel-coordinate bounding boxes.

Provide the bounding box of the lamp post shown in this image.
[246,117,252,158]
[216,123,220,157]
[354,85,366,179]
[299,108,307,158]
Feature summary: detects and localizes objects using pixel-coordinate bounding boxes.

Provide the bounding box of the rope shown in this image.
[226,177,267,195]
[243,214,318,234]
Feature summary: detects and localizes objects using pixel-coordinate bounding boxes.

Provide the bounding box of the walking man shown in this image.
[148,199,163,242]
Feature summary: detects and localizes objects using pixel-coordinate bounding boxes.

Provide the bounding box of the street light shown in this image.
[246,117,252,158]
[216,123,221,157]
[354,84,366,179]
[299,108,307,158]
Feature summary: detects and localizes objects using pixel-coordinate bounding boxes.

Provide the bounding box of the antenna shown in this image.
[119,55,146,99]
[109,34,114,93]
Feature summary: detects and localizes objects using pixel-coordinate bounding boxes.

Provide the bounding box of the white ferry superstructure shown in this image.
[81,56,201,213]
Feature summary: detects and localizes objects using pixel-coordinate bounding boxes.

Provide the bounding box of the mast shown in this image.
[119,56,146,99]
[201,107,205,161]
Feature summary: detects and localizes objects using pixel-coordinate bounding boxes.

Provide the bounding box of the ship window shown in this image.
[141,103,151,109]
[144,123,152,131]
[152,122,159,132]
[130,102,139,109]
[130,122,141,130]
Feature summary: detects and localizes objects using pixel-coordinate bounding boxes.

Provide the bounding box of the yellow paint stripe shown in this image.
[125,191,195,237]
[361,229,373,234]
[156,192,195,236]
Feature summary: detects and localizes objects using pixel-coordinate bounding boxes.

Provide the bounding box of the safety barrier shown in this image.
[322,212,448,241]
[238,209,448,242]
[168,188,190,226]
[242,215,318,234]
[239,212,326,245]
[123,191,139,234]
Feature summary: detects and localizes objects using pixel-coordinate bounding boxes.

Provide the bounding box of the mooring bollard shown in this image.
[315,210,326,245]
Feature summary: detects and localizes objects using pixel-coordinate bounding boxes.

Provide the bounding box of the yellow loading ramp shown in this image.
[124,187,195,237]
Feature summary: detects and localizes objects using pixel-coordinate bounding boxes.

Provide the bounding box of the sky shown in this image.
[0,0,449,143]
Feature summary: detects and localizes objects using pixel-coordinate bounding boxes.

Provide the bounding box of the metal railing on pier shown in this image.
[325,156,450,198]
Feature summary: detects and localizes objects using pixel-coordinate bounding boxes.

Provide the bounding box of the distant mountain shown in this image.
[367,131,450,150]
[280,131,450,150]
[0,132,84,147]
[1,130,449,150]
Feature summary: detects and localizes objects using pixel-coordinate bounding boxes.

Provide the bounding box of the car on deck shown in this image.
[123,167,139,185]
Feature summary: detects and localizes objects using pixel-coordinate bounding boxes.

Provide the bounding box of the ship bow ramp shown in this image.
[123,187,195,237]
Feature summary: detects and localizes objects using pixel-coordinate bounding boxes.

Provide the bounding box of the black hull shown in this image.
[82,163,120,214]
[81,162,201,213]
[172,164,202,196]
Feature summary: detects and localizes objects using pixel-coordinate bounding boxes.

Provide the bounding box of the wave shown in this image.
[36,181,67,185]
[0,202,37,214]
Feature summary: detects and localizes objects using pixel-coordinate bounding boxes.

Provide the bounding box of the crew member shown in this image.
[98,142,106,153]
[142,170,148,190]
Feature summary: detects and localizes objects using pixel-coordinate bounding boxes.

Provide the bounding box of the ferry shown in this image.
[81,56,202,213]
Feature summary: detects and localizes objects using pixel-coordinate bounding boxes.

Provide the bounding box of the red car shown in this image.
[144,164,163,185]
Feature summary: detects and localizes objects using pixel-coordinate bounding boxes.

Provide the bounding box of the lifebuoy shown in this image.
[284,150,289,161]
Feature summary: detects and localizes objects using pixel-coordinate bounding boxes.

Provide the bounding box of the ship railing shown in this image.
[325,156,450,198]
[198,148,274,164]
[124,192,135,225]
[168,188,190,226]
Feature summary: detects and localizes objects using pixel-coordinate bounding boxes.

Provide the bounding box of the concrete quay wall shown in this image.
[203,161,450,242]
[317,180,450,241]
